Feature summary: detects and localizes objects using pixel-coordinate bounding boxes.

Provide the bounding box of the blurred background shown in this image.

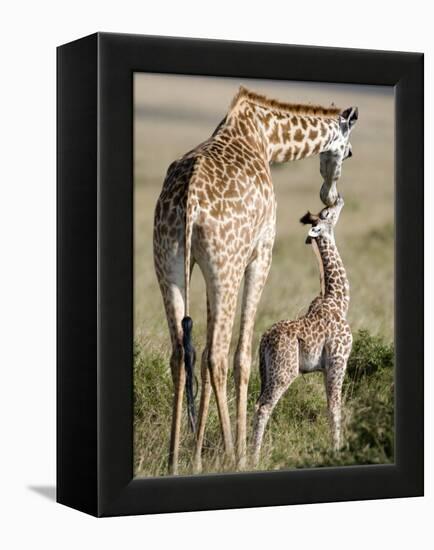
[134,73,394,477]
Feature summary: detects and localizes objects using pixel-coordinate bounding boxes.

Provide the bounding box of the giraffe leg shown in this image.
[169,341,185,475]
[251,335,299,468]
[207,330,235,465]
[251,401,274,468]
[234,241,273,469]
[204,275,243,467]
[251,375,297,468]
[324,356,347,451]
[193,298,212,473]
[158,282,187,475]
[193,348,211,473]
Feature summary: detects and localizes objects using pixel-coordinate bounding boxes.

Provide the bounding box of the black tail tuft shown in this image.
[182,316,196,433]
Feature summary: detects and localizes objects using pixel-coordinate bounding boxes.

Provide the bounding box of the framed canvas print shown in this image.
[57,33,424,517]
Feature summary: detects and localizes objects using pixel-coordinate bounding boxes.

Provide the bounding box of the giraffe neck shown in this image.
[315,236,349,316]
[226,99,340,164]
[311,239,326,298]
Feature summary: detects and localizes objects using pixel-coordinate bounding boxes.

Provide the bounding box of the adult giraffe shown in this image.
[153,87,358,474]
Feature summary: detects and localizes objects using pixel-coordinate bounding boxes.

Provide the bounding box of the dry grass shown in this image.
[133,74,394,477]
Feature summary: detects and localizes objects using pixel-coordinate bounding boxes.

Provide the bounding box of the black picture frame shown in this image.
[57,32,424,517]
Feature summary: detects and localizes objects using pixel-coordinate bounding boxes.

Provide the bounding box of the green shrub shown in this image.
[346,329,394,384]
[337,331,394,466]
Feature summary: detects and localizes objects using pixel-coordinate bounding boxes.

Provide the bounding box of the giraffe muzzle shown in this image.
[320,180,339,207]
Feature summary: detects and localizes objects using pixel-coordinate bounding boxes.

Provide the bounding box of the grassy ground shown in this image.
[134,331,394,475]
[133,74,394,477]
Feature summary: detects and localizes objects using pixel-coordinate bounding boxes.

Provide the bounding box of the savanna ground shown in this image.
[134,74,394,477]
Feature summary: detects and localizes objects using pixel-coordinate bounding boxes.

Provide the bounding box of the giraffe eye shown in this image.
[321,210,329,219]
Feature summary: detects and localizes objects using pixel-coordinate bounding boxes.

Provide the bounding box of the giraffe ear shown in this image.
[300,211,318,225]
[340,106,358,129]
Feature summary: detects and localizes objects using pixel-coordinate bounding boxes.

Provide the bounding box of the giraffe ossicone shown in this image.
[152,86,358,474]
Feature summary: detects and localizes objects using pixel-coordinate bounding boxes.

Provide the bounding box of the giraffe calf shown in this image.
[251,195,352,467]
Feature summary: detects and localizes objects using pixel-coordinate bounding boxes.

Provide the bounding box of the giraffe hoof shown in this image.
[236,456,248,471]
[193,461,203,475]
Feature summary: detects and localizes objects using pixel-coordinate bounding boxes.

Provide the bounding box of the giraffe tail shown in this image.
[182,170,197,433]
[182,316,196,433]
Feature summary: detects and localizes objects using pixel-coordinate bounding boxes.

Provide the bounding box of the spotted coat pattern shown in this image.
[153,87,356,475]
[251,197,353,467]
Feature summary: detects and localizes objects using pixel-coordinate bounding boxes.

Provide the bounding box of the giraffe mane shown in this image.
[229,86,341,117]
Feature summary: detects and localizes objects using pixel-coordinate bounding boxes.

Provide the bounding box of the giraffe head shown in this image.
[319,107,358,206]
[300,194,344,244]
